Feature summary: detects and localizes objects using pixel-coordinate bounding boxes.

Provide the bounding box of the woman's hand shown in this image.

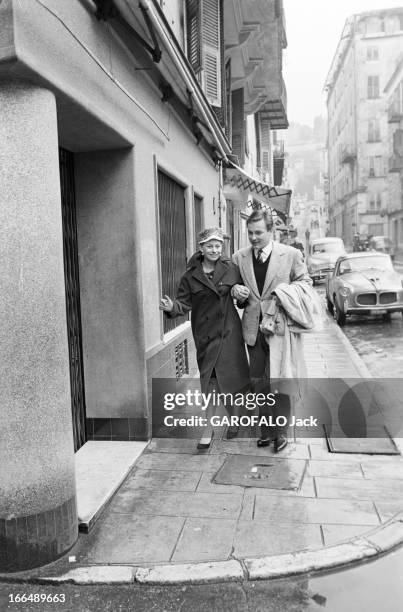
[160,295,174,312]
[231,284,250,303]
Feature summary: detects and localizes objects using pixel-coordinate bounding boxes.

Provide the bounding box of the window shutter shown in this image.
[261,117,271,173]
[231,88,245,165]
[186,0,222,107]
[186,0,202,74]
[201,0,222,106]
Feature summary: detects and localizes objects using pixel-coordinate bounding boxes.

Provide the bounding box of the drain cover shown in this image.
[213,455,307,490]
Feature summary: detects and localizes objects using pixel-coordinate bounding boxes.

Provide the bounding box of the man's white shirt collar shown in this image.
[254,241,273,262]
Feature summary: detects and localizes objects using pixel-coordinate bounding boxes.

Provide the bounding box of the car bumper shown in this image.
[310,270,333,281]
[344,305,403,315]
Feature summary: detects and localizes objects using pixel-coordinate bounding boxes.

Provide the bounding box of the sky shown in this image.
[283,0,403,126]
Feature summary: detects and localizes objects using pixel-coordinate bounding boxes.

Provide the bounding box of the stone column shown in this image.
[0,81,78,571]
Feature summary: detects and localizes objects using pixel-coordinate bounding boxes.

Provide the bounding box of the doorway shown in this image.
[59,148,87,451]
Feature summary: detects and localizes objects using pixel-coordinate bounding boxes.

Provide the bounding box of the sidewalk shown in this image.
[4,314,403,585]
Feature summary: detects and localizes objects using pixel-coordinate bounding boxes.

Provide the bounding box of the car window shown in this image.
[345,256,393,272]
[312,242,344,254]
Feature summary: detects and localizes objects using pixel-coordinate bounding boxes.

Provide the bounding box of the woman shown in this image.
[160,227,250,449]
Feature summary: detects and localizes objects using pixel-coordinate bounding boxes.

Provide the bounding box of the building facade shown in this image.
[0,0,288,571]
[385,56,403,254]
[325,8,403,250]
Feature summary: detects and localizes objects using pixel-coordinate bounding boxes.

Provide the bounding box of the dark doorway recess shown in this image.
[59,148,87,451]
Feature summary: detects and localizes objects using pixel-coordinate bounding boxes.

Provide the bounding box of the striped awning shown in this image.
[223,161,292,220]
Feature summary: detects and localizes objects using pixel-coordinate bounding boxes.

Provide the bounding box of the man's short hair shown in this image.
[246,210,273,231]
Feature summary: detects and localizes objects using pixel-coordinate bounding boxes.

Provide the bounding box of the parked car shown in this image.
[368,235,395,261]
[325,252,403,326]
[307,237,346,285]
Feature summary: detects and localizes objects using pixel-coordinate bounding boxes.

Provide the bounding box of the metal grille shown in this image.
[175,340,189,379]
[158,171,187,333]
[380,292,397,304]
[356,293,377,306]
[59,148,87,452]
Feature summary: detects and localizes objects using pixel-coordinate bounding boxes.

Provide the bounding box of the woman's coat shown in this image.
[167,252,250,394]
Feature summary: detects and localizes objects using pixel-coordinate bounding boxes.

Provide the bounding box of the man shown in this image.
[232,210,311,452]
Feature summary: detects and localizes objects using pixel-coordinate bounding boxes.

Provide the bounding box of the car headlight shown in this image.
[339,286,350,297]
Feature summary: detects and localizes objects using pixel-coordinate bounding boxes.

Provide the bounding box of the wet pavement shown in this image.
[315,286,403,378]
[2,544,403,611]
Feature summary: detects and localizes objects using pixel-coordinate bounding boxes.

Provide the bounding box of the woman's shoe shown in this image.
[256,437,271,447]
[274,436,288,453]
[197,430,214,450]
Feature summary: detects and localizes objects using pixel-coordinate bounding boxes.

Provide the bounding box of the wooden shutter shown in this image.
[261,116,271,173]
[186,0,222,107]
[186,0,202,74]
[231,88,245,165]
[201,0,222,106]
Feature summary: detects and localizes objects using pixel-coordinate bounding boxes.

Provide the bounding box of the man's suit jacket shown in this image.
[232,242,311,346]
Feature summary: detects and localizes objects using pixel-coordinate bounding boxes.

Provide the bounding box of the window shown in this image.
[367,46,379,61]
[399,13,403,30]
[158,170,187,333]
[369,193,382,210]
[368,119,380,142]
[185,0,222,107]
[367,76,380,99]
[369,156,384,177]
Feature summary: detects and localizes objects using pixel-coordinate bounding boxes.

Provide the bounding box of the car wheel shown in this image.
[326,296,334,314]
[382,312,392,322]
[333,298,346,326]
[312,278,316,286]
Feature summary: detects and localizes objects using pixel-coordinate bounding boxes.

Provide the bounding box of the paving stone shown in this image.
[196,472,244,496]
[239,490,255,520]
[234,521,322,557]
[364,520,403,553]
[360,461,403,480]
[253,495,379,525]
[120,468,201,492]
[108,489,243,519]
[239,474,315,502]
[77,514,184,564]
[315,476,403,501]
[171,518,237,562]
[374,501,403,522]
[136,452,225,472]
[307,459,363,478]
[147,438,205,454]
[321,524,375,546]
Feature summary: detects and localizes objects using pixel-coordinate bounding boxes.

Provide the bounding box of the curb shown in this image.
[2,513,403,586]
[324,312,373,379]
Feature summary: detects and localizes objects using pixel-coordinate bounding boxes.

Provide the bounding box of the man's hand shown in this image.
[160,295,174,312]
[231,284,250,303]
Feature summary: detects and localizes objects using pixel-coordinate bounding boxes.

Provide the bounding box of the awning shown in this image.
[223,161,292,220]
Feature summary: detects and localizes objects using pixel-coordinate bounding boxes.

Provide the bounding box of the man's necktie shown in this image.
[256,248,264,263]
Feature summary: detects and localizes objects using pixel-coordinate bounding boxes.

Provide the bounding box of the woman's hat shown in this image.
[198,227,224,244]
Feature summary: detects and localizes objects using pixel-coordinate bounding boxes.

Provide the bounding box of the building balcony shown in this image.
[388,104,403,123]
[225,0,286,116]
[341,146,357,164]
[257,79,288,129]
[389,155,403,173]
